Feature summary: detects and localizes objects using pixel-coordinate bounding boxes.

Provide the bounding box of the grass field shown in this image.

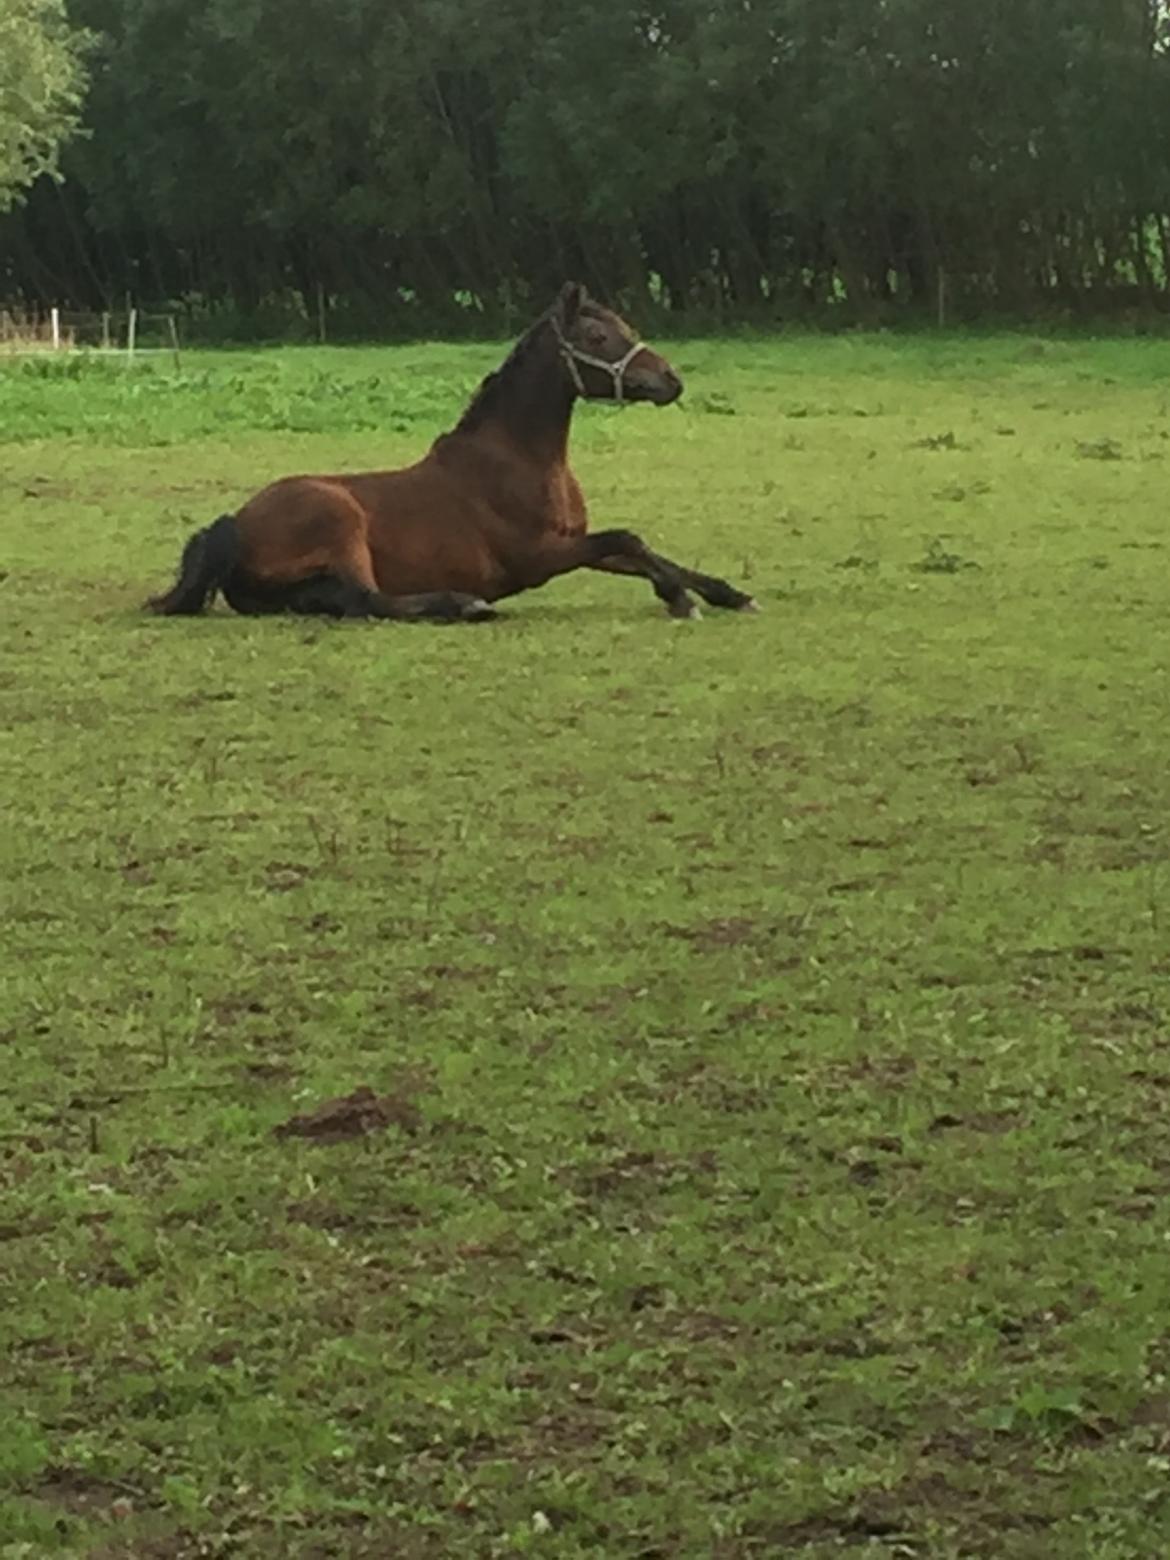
[2,331,1170,1558]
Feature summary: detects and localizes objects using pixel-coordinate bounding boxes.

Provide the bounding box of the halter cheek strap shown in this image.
[551,318,648,403]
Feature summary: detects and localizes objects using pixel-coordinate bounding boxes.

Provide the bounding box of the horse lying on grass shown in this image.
[147,282,757,624]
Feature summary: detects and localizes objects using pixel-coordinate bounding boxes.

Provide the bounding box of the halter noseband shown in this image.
[551,316,647,403]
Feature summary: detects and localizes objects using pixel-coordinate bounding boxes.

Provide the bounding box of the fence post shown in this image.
[51,307,61,350]
[166,314,181,370]
[101,312,111,350]
[126,306,138,365]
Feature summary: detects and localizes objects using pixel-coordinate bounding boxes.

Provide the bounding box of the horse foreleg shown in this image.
[545,529,700,619]
[591,547,758,614]
[663,558,758,612]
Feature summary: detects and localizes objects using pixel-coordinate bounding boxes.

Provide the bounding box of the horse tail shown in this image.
[146,514,240,615]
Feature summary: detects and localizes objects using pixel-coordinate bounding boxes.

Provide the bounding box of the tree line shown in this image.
[2,0,1169,334]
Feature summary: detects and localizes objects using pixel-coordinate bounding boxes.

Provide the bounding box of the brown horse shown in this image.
[147,282,757,623]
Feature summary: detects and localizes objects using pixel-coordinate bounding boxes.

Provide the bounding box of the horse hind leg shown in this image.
[275,557,497,624]
[380,590,498,623]
[374,538,502,619]
[278,574,484,621]
[317,534,496,621]
[227,512,497,623]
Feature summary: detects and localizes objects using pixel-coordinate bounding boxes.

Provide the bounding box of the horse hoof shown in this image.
[738,596,761,613]
[460,597,498,622]
[670,602,702,622]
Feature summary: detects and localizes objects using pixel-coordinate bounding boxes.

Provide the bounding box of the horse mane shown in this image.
[453,304,559,434]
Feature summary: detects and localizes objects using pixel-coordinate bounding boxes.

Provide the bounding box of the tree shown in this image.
[0,0,89,211]
[3,0,1170,323]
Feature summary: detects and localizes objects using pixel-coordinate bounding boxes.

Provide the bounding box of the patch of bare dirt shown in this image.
[36,1465,140,1515]
[274,1083,423,1142]
[562,1147,718,1201]
[928,1110,1021,1135]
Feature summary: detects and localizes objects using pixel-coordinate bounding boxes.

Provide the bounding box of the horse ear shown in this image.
[557,281,586,327]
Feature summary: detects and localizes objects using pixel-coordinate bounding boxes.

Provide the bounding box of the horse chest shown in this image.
[468,451,585,537]
[546,468,588,536]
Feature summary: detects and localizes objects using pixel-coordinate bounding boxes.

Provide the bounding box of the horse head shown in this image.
[551,282,682,406]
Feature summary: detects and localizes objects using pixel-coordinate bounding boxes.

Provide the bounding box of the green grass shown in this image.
[2,332,1170,1558]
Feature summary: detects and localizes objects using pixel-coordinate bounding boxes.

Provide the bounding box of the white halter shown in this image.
[551,316,648,403]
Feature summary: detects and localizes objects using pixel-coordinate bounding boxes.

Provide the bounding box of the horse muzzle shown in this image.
[624,367,683,405]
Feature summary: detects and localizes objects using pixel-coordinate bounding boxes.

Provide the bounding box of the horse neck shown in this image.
[487,334,576,465]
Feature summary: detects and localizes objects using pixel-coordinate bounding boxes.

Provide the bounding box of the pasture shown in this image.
[2,333,1169,1558]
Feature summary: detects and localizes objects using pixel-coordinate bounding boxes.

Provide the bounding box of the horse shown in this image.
[146,282,758,624]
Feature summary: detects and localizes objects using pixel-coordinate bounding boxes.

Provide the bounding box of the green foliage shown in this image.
[3,335,1170,1552]
[3,0,1170,323]
[0,350,475,442]
[0,0,89,209]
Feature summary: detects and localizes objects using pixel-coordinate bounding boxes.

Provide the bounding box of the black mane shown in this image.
[454,306,557,434]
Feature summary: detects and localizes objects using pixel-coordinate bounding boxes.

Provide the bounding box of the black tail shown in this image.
[147,514,240,615]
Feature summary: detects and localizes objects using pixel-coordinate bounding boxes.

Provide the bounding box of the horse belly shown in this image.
[368,526,505,600]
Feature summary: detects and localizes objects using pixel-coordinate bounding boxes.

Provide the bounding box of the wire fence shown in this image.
[0,307,183,365]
